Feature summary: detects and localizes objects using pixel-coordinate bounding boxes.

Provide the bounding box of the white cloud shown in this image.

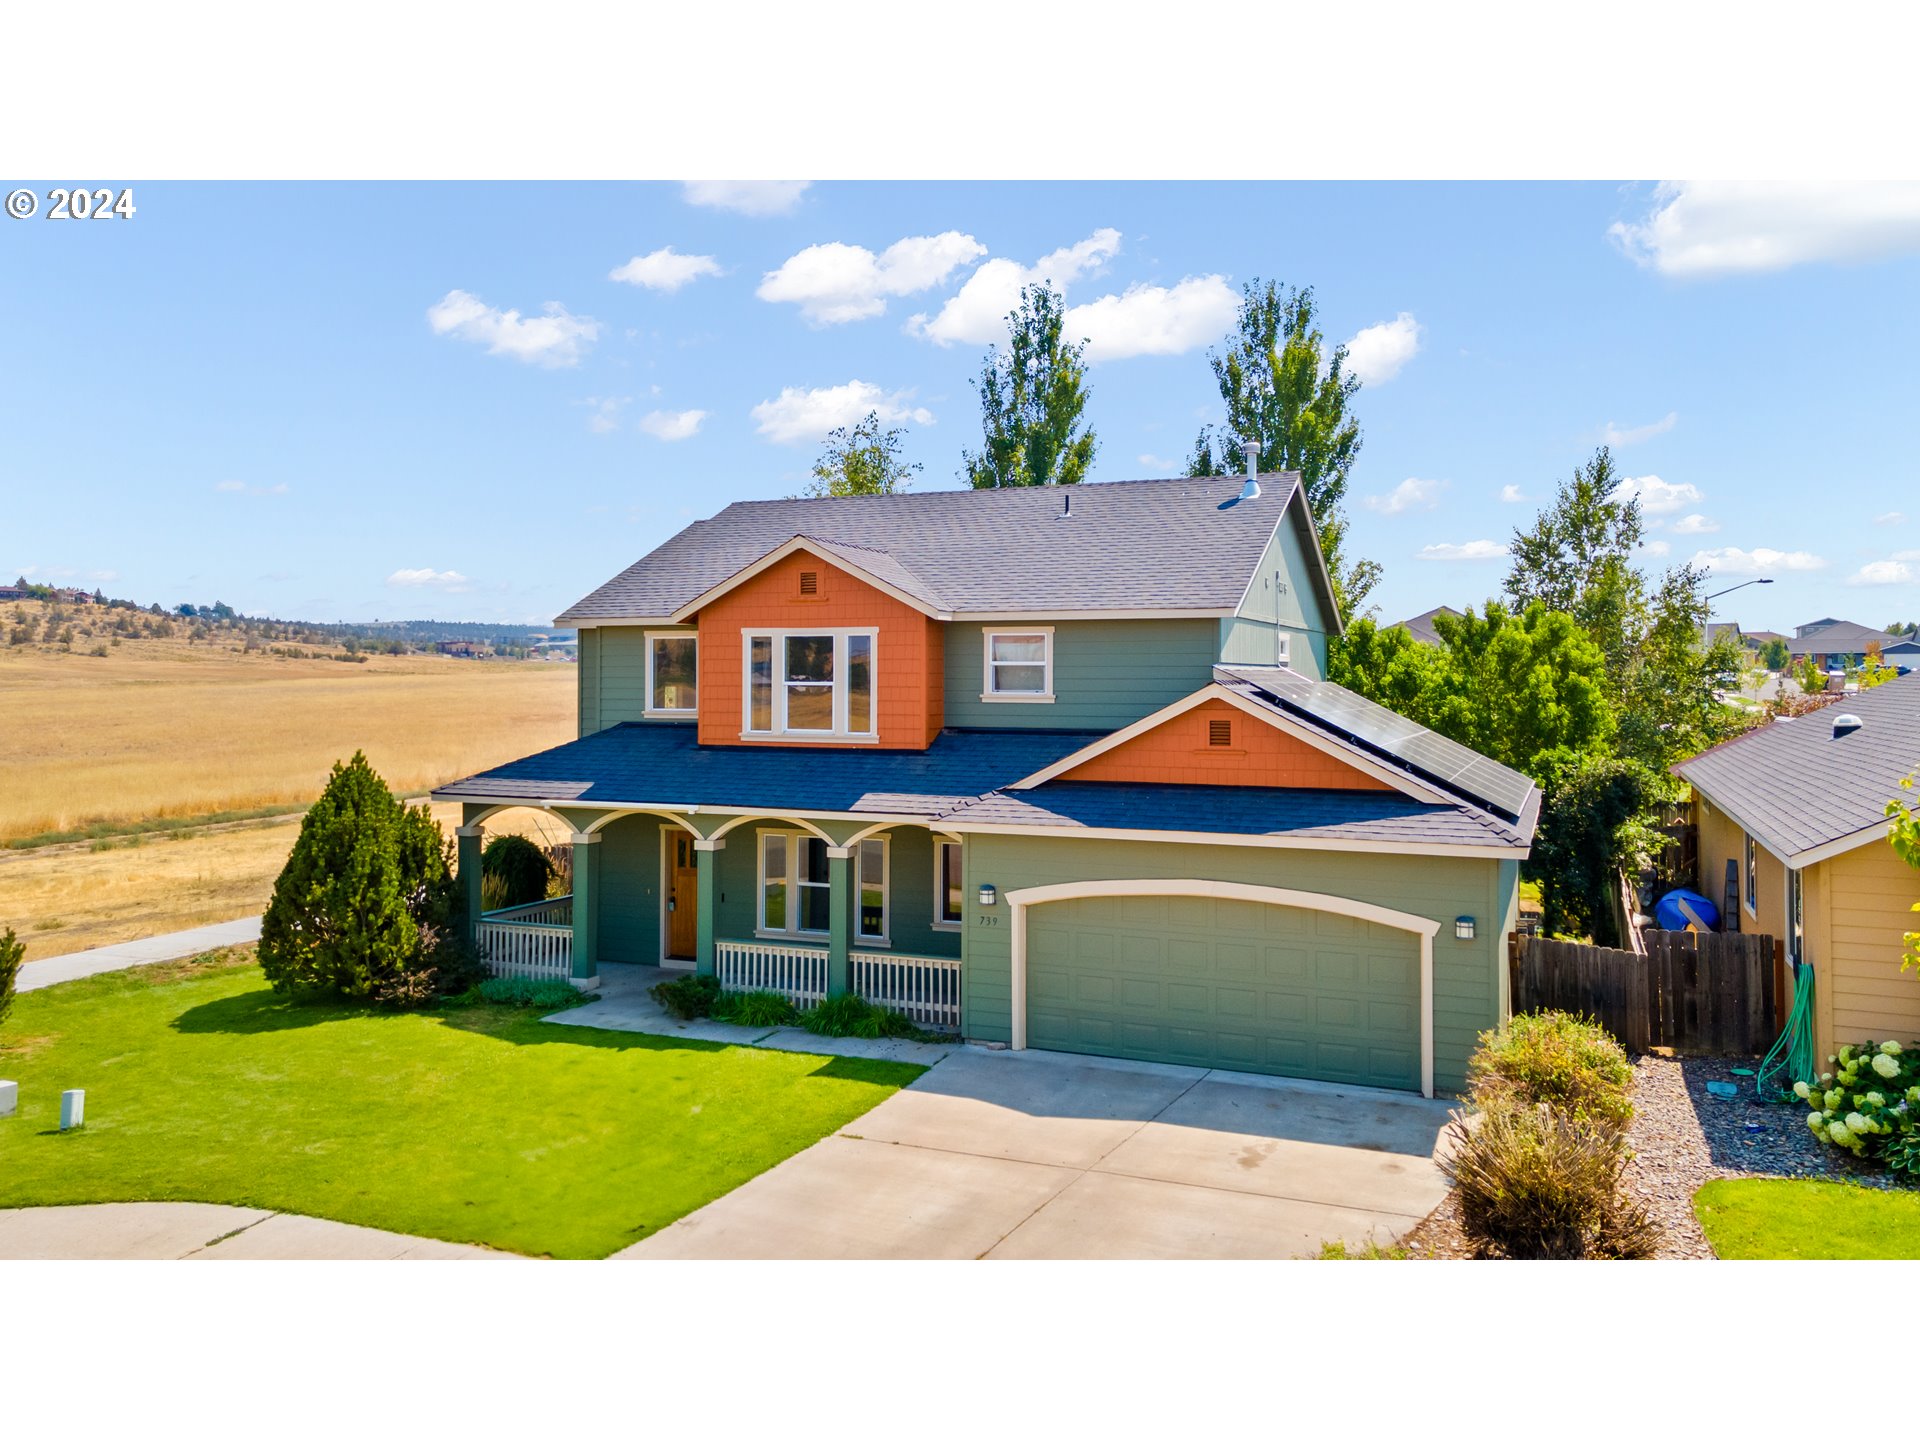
[1363,477,1447,516]
[1670,513,1720,535]
[388,567,470,591]
[1499,484,1528,504]
[682,181,810,216]
[1138,453,1182,471]
[1602,411,1678,446]
[214,480,289,496]
[1875,511,1907,526]
[1417,540,1509,562]
[1691,547,1827,575]
[608,246,723,293]
[751,381,933,445]
[758,232,986,325]
[1344,312,1422,385]
[908,228,1122,346]
[583,396,628,434]
[1609,181,1920,277]
[1849,559,1916,586]
[1065,275,1239,362]
[1613,473,1703,516]
[637,408,706,442]
[1640,539,1672,557]
[426,289,599,367]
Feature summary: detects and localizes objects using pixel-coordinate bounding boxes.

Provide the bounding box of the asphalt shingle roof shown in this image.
[555,474,1306,622]
[1787,620,1900,657]
[1674,671,1920,860]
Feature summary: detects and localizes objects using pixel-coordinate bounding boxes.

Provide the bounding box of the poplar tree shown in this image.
[963,284,1097,488]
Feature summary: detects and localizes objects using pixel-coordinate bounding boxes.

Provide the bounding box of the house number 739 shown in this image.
[975,913,998,926]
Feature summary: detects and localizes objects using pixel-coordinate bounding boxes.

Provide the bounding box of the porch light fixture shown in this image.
[978,884,997,907]
[1455,916,1476,941]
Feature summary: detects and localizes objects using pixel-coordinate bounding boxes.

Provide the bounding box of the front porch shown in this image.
[460,809,967,1029]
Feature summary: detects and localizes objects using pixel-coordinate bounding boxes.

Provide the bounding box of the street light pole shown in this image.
[1705,577,1774,604]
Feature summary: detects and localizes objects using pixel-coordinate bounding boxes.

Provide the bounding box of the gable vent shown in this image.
[1208,719,1232,747]
[799,570,819,596]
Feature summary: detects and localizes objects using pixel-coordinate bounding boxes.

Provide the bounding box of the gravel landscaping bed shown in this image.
[1401,1052,1909,1260]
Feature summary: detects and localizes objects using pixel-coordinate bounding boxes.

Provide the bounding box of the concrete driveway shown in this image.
[622,1047,1454,1260]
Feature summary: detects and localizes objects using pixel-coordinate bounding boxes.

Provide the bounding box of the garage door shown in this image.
[1026,892,1421,1090]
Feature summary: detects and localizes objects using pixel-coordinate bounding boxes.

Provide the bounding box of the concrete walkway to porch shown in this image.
[543,962,959,1066]
[619,1046,1456,1260]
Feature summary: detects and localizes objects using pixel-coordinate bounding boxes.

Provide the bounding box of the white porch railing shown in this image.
[477,892,574,980]
[853,953,962,1030]
[715,940,829,1010]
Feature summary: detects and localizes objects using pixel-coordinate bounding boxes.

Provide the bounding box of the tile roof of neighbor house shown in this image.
[1391,605,1464,646]
[556,474,1314,623]
[1786,619,1900,657]
[1674,670,1920,861]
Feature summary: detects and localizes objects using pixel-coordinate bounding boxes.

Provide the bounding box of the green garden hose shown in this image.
[1757,964,1818,1101]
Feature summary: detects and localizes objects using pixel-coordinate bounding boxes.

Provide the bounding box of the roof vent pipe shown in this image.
[1832,712,1863,738]
[1235,439,1261,503]
[1059,489,1071,519]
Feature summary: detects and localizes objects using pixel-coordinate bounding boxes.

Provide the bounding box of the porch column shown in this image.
[827,845,852,997]
[455,823,485,947]
[694,839,723,978]
[570,830,600,986]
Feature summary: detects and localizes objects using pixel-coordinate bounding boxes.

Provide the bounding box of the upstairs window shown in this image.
[743,629,877,740]
[646,631,698,715]
[982,626,1054,702]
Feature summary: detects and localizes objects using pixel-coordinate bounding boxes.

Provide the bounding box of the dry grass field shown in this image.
[1,602,578,957]
[2,804,566,961]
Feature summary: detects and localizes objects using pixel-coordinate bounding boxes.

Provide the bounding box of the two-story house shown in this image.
[436,472,1537,1097]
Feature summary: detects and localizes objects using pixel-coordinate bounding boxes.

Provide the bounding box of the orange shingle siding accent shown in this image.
[1060,698,1393,790]
[694,550,939,750]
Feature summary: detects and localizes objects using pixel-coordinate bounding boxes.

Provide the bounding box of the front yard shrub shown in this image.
[472,976,589,1010]
[653,973,721,1020]
[1795,1040,1920,1169]
[480,834,552,911]
[801,991,928,1041]
[1469,1010,1634,1132]
[1439,1100,1659,1259]
[712,989,799,1028]
[0,926,22,1028]
[258,752,465,1004]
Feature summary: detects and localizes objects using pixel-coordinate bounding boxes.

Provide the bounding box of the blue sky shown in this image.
[4,180,1917,635]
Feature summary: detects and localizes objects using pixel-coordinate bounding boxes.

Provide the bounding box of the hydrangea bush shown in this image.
[1797,1040,1920,1175]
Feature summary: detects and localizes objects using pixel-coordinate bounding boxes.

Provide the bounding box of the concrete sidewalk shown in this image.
[0,1203,521,1260]
[17,916,262,993]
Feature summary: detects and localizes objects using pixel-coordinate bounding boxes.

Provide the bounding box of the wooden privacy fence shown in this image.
[1508,930,1786,1055]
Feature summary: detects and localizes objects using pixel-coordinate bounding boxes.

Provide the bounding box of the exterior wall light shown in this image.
[1455,916,1476,941]
[978,884,998,907]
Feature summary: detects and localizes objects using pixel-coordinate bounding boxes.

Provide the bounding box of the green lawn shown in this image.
[1694,1178,1920,1259]
[0,954,923,1258]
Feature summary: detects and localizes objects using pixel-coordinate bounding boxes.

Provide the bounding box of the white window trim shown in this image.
[757,829,832,940]
[741,627,880,740]
[981,625,1054,703]
[1275,631,1292,669]
[643,629,699,717]
[855,835,890,946]
[932,839,963,931]
[1744,834,1758,916]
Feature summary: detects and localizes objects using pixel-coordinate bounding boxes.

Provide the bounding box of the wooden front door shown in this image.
[667,831,698,959]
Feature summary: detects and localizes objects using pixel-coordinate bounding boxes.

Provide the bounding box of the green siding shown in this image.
[943,618,1219,731]
[579,626,695,734]
[960,833,1506,1095]
[1225,507,1331,679]
[595,814,666,962]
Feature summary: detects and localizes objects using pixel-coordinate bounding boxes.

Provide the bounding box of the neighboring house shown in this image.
[1745,629,1787,650]
[437,640,490,658]
[1674,674,1920,1066]
[1704,621,1742,648]
[1884,636,1920,668]
[1788,619,1899,669]
[436,474,1538,1098]
[1392,605,1463,646]
[0,584,26,602]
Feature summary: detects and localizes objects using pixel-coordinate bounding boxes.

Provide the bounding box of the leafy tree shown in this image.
[1424,604,1615,775]
[1187,280,1377,620]
[0,926,22,1029]
[1859,650,1900,690]
[804,411,922,497]
[258,752,467,1004]
[963,284,1096,489]
[1325,617,1443,724]
[1888,776,1920,972]
[1530,751,1666,946]
[481,833,554,910]
[1758,636,1790,670]
[1795,655,1828,694]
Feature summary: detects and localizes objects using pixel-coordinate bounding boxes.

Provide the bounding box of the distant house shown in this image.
[1391,605,1463,646]
[1704,621,1742,648]
[1744,628,1787,650]
[1675,675,1920,1068]
[437,640,489,658]
[1787,619,1900,669]
[1885,636,1920,667]
[0,578,27,602]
